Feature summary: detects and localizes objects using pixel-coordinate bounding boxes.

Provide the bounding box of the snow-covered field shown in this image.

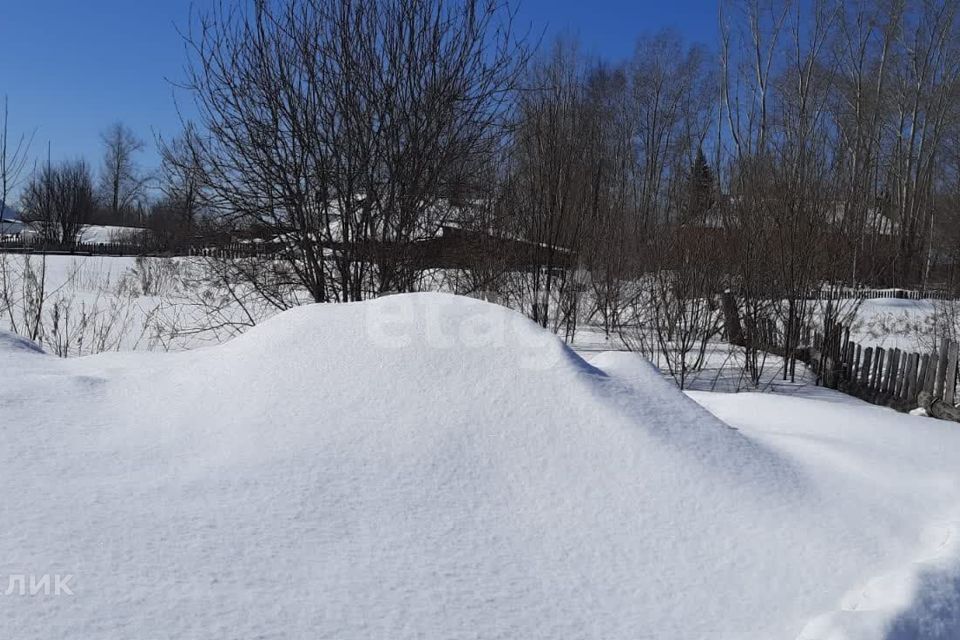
[0,254,164,354]
[850,298,942,352]
[5,224,150,244]
[2,293,958,638]
[2,253,950,357]
[76,224,148,244]
[0,254,272,355]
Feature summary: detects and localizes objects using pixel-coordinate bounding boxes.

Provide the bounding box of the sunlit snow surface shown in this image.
[1,293,958,638]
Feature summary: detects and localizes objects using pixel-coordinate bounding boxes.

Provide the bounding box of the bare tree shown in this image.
[766,0,838,381]
[21,160,96,247]
[177,0,528,308]
[719,0,792,386]
[158,124,204,224]
[888,1,960,287]
[581,64,636,337]
[152,124,207,249]
[627,224,724,389]
[0,253,47,342]
[0,96,33,225]
[502,40,595,329]
[99,122,149,223]
[827,0,899,286]
[631,31,714,232]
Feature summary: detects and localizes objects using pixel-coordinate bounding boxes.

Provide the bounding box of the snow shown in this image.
[1,293,959,638]
[0,255,166,355]
[75,224,149,244]
[688,389,960,639]
[0,254,256,355]
[0,223,148,242]
[850,298,940,352]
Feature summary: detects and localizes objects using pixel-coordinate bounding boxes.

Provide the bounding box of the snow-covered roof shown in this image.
[0,206,28,236]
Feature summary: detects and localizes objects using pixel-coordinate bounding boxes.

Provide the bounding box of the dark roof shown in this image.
[0,204,19,222]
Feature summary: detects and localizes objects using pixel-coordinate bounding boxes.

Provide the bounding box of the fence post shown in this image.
[919,354,931,396]
[874,348,886,398]
[861,347,873,392]
[935,338,950,400]
[904,353,919,404]
[831,322,841,388]
[841,340,850,384]
[893,350,906,400]
[853,344,862,384]
[851,344,859,386]
[820,324,830,384]
[841,326,851,381]
[897,352,908,401]
[884,349,898,397]
[946,341,959,406]
[925,353,939,395]
[831,322,843,388]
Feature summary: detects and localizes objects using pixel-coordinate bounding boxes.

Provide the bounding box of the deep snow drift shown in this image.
[1,293,959,639]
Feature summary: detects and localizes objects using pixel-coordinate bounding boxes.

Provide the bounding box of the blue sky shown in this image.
[0,0,718,184]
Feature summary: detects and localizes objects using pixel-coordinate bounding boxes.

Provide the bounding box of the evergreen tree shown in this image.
[685,148,716,224]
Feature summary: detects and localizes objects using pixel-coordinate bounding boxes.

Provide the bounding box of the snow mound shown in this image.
[0,331,43,354]
[1,293,959,638]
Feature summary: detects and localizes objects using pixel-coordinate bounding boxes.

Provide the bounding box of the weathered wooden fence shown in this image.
[0,239,281,259]
[809,286,955,301]
[0,238,165,257]
[806,321,960,421]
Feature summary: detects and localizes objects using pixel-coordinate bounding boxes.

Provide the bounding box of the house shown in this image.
[408,225,577,271]
[0,204,30,237]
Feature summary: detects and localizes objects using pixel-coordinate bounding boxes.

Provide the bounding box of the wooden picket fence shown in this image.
[809,286,955,301]
[0,238,157,257]
[0,239,281,259]
[806,321,960,420]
